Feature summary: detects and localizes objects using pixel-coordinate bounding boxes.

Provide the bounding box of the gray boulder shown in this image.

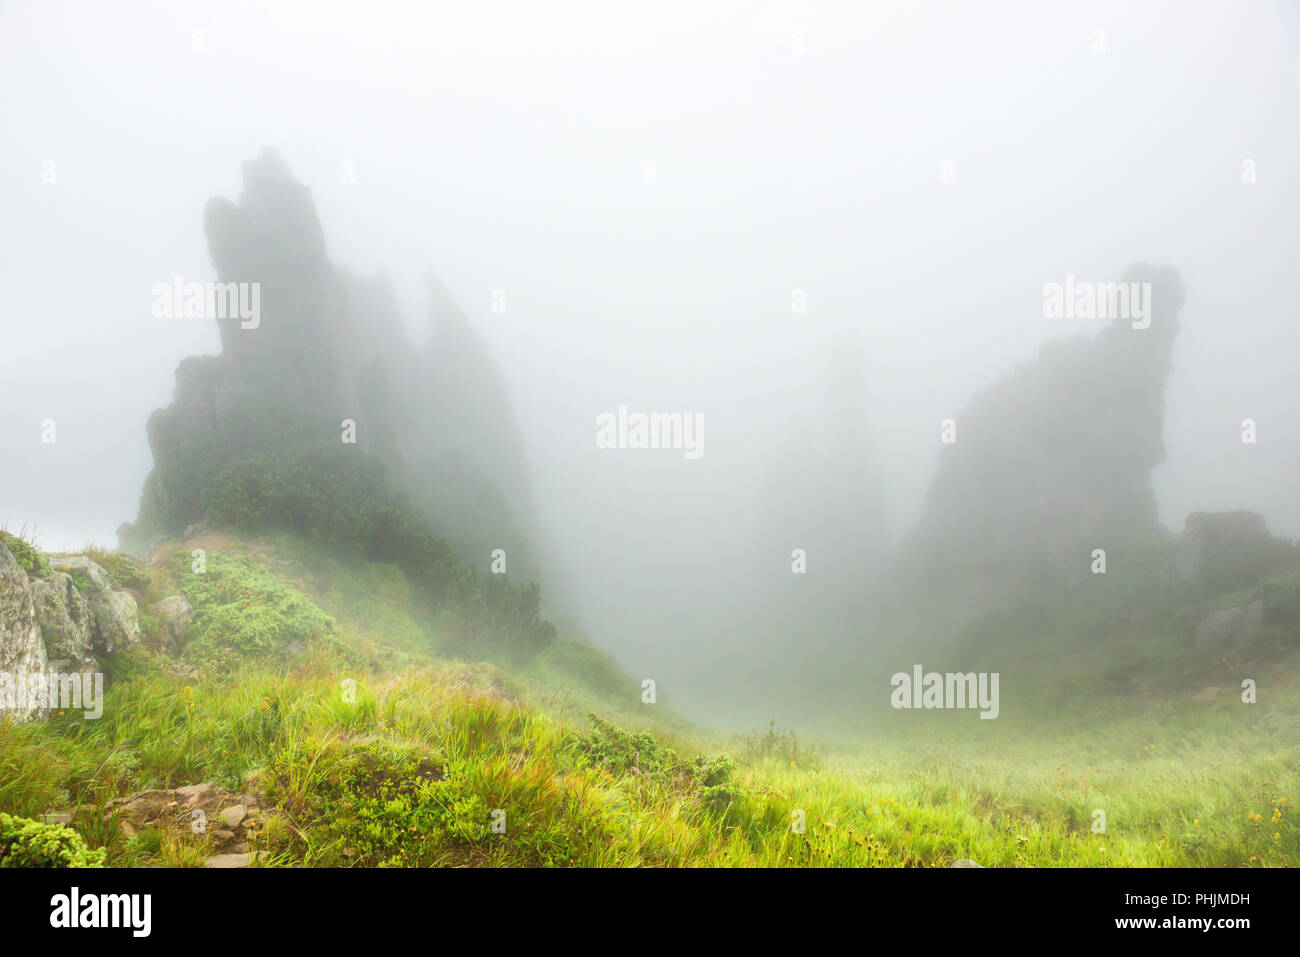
[48,556,140,653]
[1195,607,1241,649]
[1194,600,1265,649]
[30,572,95,662]
[2,545,147,723]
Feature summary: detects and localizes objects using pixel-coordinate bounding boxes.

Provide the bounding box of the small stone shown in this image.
[175,782,219,806]
[221,804,247,828]
[951,859,983,868]
[203,852,253,868]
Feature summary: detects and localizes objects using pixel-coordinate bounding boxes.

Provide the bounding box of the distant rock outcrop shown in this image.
[894,263,1186,633]
[119,149,555,597]
[122,149,389,547]
[397,270,545,584]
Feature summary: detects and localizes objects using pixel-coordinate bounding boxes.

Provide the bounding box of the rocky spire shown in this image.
[121,150,547,592]
[893,263,1186,632]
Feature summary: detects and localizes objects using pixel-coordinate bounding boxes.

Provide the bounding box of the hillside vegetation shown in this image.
[2,529,1296,868]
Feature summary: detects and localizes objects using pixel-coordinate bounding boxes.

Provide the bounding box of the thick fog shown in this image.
[3,0,1298,724]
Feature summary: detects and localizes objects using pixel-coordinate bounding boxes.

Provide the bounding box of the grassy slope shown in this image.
[1,532,1296,867]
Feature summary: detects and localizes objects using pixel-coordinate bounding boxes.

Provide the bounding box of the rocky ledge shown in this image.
[0,537,141,723]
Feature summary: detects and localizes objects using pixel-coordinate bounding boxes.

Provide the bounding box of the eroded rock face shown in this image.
[48,557,140,653]
[29,573,95,669]
[1,545,142,724]
[0,543,47,723]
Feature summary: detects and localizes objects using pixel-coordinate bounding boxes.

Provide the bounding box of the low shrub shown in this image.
[0,813,106,868]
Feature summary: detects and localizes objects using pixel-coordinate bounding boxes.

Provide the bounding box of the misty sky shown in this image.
[3,0,1298,721]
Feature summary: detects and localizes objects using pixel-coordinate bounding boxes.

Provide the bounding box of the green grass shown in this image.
[0,531,1296,867]
[172,551,344,676]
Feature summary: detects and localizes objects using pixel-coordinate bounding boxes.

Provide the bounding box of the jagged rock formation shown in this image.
[119,149,552,596]
[894,263,1186,634]
[0,541,140,724]
[397,270,542,582]
[123,150,392,545]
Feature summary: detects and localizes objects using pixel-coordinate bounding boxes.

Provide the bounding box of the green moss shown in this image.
[0,530,50,579]
[0,813,106,867]
[85,550,151,591]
